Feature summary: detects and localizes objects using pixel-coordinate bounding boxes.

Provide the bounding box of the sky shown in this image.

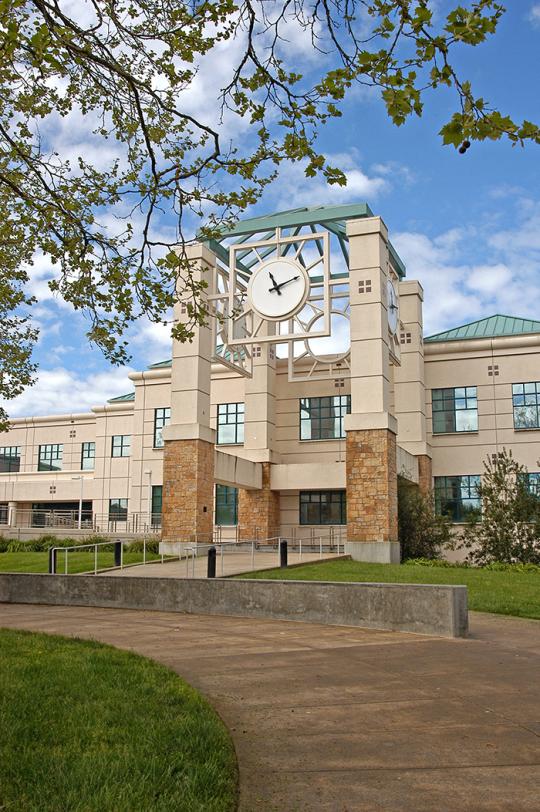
[7,1,540,417]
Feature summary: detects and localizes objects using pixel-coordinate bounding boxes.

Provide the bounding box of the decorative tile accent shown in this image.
[488,364,499,377]
[358,279,372,294]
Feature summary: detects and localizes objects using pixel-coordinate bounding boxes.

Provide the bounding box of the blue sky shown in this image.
[8,2,540,416]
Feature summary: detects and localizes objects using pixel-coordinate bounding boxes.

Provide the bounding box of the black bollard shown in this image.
[279,539,288,568]
[114,541,122,567]
[207,546,217,578]
[48,547,57,574]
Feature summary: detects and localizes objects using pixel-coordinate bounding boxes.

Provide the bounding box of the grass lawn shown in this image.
[0,550,161,574]
[237,559,540,620]
[0,629,237,812]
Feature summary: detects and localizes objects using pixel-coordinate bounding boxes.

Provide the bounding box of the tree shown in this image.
[1,1,538,428]
[397,477,451,560]
[461,449,540,565]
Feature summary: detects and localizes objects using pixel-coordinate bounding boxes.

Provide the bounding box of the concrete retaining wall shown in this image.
[0,573,468,637]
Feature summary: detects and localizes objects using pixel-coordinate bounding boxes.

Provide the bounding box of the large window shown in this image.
[154,408,171,448]
[38,444,63,472]
[111,435,131,457]
[434,476,481,522]
[151,485,162,527]
[0,446,21,473]
[81,442,95,470]
[109,498,128,521]
[215,484,238,526]
[299,491,346,525]
[217,403,244,445]
[432,387,478,434]
[300,396,351,440]
[512,382,540,429]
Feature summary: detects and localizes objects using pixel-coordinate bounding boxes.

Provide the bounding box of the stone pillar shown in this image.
[237,337,280,541]
[344,216,399,563]
[417,455,433,496]
[238,462,280,541]
[161,243,216,545]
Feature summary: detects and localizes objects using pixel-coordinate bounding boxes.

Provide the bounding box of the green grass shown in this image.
[237,559,540,619]
[0,550,161,574]
[0,629,237,812]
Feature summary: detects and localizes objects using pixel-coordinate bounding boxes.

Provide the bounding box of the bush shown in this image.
[461,449,540,565]
[128,539,160,554]
[398,477,451,561]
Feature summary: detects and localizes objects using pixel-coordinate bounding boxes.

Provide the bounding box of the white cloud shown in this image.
[2,366,135,418]
[528,4,540,26]
[394,199,540,335]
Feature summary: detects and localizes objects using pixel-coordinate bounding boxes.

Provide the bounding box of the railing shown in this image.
[48,533,346,577]
[2,509,163,533]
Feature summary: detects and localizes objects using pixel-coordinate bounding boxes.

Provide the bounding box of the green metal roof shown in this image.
[108,392,135,403]
[201,203,406,279]
[425,315,540,343]
[148,359,172,369]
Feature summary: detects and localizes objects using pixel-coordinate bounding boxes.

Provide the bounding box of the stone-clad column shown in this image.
[161,243,216,545]
[344,216,399,563]
[237,338,280,541]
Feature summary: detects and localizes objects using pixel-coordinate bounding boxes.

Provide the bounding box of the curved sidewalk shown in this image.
[1,604,539,811]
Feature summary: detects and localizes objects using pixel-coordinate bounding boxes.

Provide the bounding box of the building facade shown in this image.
[2,205,540,560]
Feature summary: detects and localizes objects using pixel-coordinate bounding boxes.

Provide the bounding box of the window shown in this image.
[109,498,128,521]
[299,491,346,525]
[215,484,238,526]
[111,435,131,457]
[151,485,162,527]
[300,396,351,440]
[512,382,540,429]
[525,472,540,498]
[38,444,63,472]
[81,442,95,470]
[432,387,478,434]
[154,407,171,448]
[434,476,481,522]
[0,503,7,524]
[217,403,244,445]
[0,446,21,473]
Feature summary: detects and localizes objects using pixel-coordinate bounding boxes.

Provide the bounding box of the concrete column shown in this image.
[344,216,399,563]
[238,338,279,540]
[393,279,432,493]
[8,501,17,527]
[161,243,216,544]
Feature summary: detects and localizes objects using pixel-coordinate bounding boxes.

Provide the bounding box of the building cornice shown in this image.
[424,334,540,356]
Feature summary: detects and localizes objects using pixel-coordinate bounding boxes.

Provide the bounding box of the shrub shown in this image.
[461,449,540,566]
[398,477,451,561]
[128,539,160,554]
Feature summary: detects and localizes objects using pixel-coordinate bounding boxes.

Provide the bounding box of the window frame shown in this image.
[108,498,128,521]
[0,446,21,473]
[434,475,481,522]
[216,402,245,445]
[215,484,238,526]
[111,434,131,458]
[153,407,171,448]
[431,386,478,434]
[512,382,540,430]
[38,444,63,472]
[80,441,95,471]
[151,485,162,527]
[299,490,347,526]
[299,395,351,441]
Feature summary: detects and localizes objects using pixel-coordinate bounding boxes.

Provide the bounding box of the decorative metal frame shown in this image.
[226,228,331,346]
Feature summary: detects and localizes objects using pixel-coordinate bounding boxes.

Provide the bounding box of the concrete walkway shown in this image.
[1,604,539,811]
[105,550,343,578]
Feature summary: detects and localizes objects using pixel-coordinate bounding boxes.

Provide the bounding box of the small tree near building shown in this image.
[397,477,451,561]
[462,449,540,565]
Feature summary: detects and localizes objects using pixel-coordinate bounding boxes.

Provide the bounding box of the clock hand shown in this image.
[268,271,282,295]
[269,275,301,293]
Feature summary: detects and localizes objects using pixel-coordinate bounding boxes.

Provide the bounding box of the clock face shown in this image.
[387,279,399,335]
[247,258,309,321]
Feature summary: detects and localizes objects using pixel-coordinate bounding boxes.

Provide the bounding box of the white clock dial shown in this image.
[387,278,399,335]
[247,258,309,321]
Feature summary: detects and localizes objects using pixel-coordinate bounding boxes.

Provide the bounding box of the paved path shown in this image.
[106,550,343,578]
[1,604,539,811]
